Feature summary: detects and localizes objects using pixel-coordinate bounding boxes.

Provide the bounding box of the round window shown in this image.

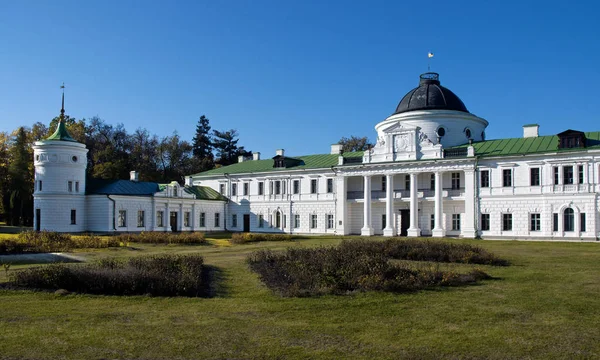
[465,128,472,138]
[437,127,446,137]
[72,156,78,162]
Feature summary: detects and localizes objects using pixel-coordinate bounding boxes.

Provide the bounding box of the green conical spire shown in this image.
[46,83,77,142]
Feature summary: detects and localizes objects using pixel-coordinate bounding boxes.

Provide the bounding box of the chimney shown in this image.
[185,176,193,186]
[252,152,261,160]
[130,171,139,182]
[276,149,285,157]
[238,155,245,163]
[523,124,539,138]
[331,144,343,155]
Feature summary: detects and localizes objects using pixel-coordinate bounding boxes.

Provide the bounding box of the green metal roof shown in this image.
[46,121,78,142]
[87,179,225,201]
[450,132,600,158]
[184,185,228,201]
[192,151,364,177]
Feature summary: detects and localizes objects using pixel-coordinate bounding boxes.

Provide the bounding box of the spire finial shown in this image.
[427,52,434,72]
[60,83,65,122]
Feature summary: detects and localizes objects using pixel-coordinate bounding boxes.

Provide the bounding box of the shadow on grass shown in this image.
[203,265,229,298]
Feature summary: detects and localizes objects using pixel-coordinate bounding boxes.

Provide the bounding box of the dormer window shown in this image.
[557,130,586,149]
[274,157,286,168]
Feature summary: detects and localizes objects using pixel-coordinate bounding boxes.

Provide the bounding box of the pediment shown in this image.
[381,121,419,134]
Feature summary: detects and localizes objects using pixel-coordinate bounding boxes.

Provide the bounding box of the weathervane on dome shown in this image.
[427,52,434,72]
[59,82,66,122]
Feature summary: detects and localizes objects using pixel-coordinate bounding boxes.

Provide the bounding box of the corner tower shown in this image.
[32,87,88,232]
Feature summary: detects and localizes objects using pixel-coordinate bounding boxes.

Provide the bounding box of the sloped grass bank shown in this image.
[248,239,506,296]
[8,254,208,297]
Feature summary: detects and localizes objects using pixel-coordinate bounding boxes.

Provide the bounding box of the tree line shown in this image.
[0,114,249,226]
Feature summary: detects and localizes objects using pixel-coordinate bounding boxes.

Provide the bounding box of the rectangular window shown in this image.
[553,213,559,231]
[502,213,513,231]
[530,168,540,186]
[199,212,206,227]
[232,214,237,228]
[219,184,225,194]
[405,175,410,190]
[258,214,264,228]
[451,172,461,190]
[75,181,80,193]
[118,210,127,227]
[327,214,334,229]
[430,214,435,230]
[282,181,286,194]
[39,180,43,191]
[530,213,541,231]
[480,170,490,188]
[214,213,220,228]
[311,179,318,194]
[269,181,273,195]
[184,212,190,227]
[503,169,512,187]
[258,182,264,195]
[310,214,317,229]
[231,183,237,196]
[293,180,300,194]
[452,214,461,231]
[283,214,286,228]
[563,166,574,185]
[157,211,164,227]
[578,165,584,184]
[137,210,145,227]
[430,174,435,190]
[275,181,281,195]
[327,178,333,193]
[243,183,249,196]
[68,181,73,192]
[70,209,76,225]
[481,214,490,231]
[381,214,386,230]
[581,213,586,232]
[382,176,387,191]
[294,214,300,228]
[553,167,559,184]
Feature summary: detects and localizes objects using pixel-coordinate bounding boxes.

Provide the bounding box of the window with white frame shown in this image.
[563,166,574,185]
[502,213,512,231]
[38,180,43,191]
[258,182,264,195]
[530,168,540,186]
[310,179,318,194]
[563,208,574,231]
[68,181,73,192]
[502,169,512,187]
[294,214,300,228]
[184,212,190,227]
[75,181,80,193]
[231,183,237,196]
[480,170,490,188]
[137,210,145,227]
[578,165,584,184]
[157,211,164,227]
[232,214,237,228]
[405,175,410,190]
[70,209,76,225]
[118,210,127,227]
[481,214,490,231]
[199,212,206,227]
[214,212,220,228]
[452,214,461,231]
[327,178,333,193]
[581,213,586,232]
[243,183,249,196]
[310,214,317,229]
[382,176,387,191]
[553,213,559,231]
[530,213,540,231]
[553,167,559,184]
[219,184,225,194]
[451,172,461,190]
[258,214,264,228]
[327,214,334,229]
[275,180,281,195]
[293,180,300,194]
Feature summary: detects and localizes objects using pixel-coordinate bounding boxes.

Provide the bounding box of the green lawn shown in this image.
[0,236,599,359]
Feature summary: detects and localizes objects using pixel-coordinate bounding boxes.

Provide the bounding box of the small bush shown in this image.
[230,232,293,244]
[10,254,207,297]
[0,232,121,254]
[114,232,206,245]
[247,243,494,297]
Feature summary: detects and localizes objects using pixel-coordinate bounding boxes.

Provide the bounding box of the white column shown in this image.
[361,175,374,236]
[151,200,156,231]
[335,176,349,235]
[192,204,197,231]
[165,203,171,232]
[432,171,445,237]
[462,169,477,238]
[407,173,421,237]
[383,174,395,236]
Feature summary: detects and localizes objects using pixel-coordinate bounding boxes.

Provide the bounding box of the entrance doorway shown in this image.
[243,214,250,232]
[170,211,178,232]
[35,209,40,231]
[399,209,410,236]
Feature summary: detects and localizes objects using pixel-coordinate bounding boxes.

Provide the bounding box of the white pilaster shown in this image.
[335,176,350,235]
[361,175,374,236]
[407,173,421,237]
[383,174,395,236]
[462,169,477,238]
[432,171,446,237]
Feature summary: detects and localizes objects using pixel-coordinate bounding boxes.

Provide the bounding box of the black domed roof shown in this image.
[394,73,469,115]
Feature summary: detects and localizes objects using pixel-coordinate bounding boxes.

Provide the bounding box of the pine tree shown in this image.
[191,115,214,172]
[212,129,240,166]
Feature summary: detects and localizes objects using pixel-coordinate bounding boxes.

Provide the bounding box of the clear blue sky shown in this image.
[1,0,599,156]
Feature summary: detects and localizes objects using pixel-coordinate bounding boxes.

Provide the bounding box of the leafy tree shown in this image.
[85,117,131,180]
[0,132,10,221]
[191,115,214,172]
[157,133,193,182]
[129,128,160,181]
[212,129,241,166]
[7,127,33,226]
[338,136,372,152]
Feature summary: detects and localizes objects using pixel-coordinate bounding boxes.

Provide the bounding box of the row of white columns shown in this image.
[360,171,459,237]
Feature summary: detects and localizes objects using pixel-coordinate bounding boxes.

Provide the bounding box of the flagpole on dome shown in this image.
[427,52,434,72]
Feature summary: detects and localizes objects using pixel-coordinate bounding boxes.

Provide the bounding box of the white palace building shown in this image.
[34,72,600,240]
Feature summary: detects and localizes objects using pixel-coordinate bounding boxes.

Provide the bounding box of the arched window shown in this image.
[563,208,574,232]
